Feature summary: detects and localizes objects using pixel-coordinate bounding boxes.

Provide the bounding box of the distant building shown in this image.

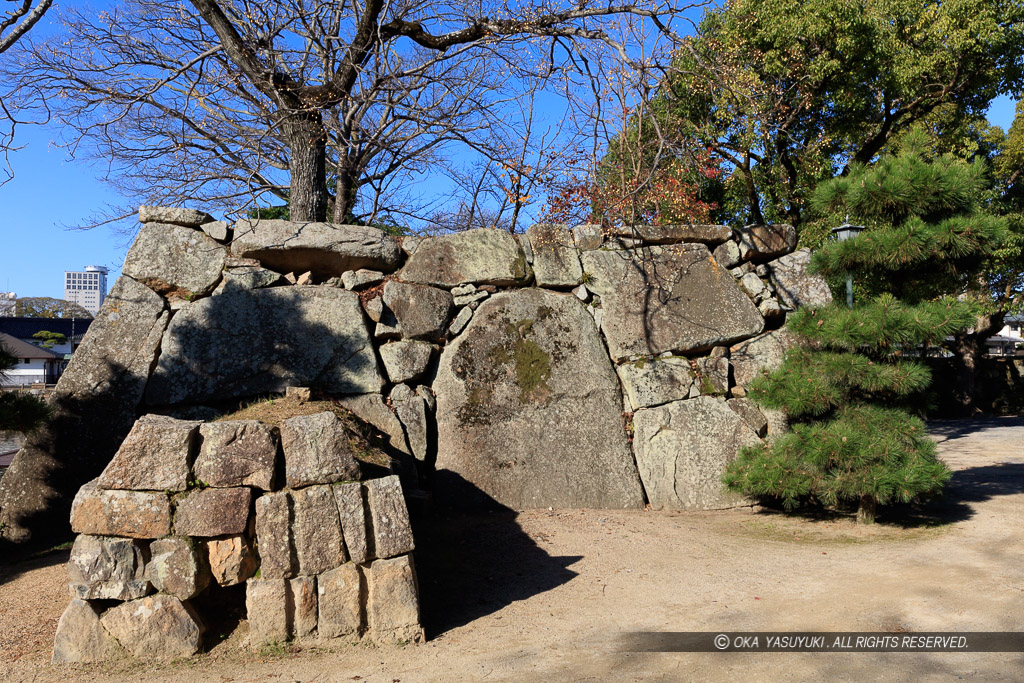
[64,266,109,316]
[0,317,93,355]
[0,292,15,316]
[0,331,63,385]
[986,314,1023,356]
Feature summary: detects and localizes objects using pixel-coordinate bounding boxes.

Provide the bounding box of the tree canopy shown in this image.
[15,298,94,319]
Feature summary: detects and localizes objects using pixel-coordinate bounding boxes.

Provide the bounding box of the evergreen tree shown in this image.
[723,129,1007,523]
[0,345,51,433]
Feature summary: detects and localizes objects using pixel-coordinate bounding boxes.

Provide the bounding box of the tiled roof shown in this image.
[0,317,93,341]
[0,332,63,359]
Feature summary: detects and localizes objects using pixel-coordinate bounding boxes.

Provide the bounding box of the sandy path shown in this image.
[2,416,1023,682]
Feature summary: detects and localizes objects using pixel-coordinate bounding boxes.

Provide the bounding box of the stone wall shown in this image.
[0,206,832,547]
[53,412,422,662]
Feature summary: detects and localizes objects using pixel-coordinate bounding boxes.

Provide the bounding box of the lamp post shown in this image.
[831,219,865,308]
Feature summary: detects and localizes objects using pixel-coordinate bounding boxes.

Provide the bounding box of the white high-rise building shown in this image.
[64,266,109,316]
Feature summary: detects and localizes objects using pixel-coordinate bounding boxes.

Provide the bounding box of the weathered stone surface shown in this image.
[71,481,172,539]
[230,219,401,276]
[291,485,347,575]
[379,340,435,384]
[332,482,369,565]
[246,579,290,647]
[280,412,362,488]
[453,290,488,306]
[221,265,284,290]
[571,224,605,250]
[382,281,453,340]
[254,492,294,579]
[341,269,385,290]
[52,599,122,664]
[147,537,209,600]
[289,576,318,639]
[609,224,732,245]
[517,233,534,264]
[318,563,362,639]
[616,357,695,411]
[173,487,252,537]
[67,534,151,601]
[739,272,766,299]
[206,535,258,586]
[727,397,769,438]
[434,289,645,509]
[363,295,384,322]
[364,475,414,560]
[759,297,784,319]
[139,206,214,226]
[146,286,383,405]
[336,394,409,456]
[769,248,833,309]
[101,595,204,659]
[632,396,760,510]
[0,277,169,545]
[447,306,473,336]
[365,555,423,643]
[97,415,199,492]
[581,245,765,361]
[195,421,278,490]
[201,220,230,242]
[737,223,798,262]
[713,240,741,268]
[526,224,583,287]
[730,328,796,389]
[389,385,429,462]
[401,235,423,256]
[123,222,226,297]
[400,229,531,287]
[695,354,730,395]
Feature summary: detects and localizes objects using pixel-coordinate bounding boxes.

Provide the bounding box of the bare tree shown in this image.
[5,0,704,228]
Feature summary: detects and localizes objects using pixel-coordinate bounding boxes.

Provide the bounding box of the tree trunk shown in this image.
[332,160,359,224]
[951,312,1003,417]
[282,110,329,222]
[856,494,876,525]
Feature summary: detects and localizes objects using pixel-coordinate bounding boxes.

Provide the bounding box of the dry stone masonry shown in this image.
[53,410,422,662]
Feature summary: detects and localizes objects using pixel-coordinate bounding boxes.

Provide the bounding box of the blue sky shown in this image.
[0,21,1018,302]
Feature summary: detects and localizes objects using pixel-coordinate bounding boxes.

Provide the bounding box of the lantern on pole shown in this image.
[831,218,864,308]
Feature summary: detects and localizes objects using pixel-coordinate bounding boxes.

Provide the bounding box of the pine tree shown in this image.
[0,345,51,433]
[723,129,1008,523]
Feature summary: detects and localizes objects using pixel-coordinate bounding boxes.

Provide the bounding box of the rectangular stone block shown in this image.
[318,563,362,639]
[280,411,362,488]
[364,476,414,560]
[246,579,291,648]
[70,480,171,539]
[206,535,258,586]
[289,576,318,639]
[291,485,346,575]
[173,486,252,537]
[365,555,423,643]
[195,421,278,490]
[146,537,209,601]
[254,492,294,579]
[97,415,200,492]
[67,534,152,601]
[52,599,122,664]
[333,482,369,565]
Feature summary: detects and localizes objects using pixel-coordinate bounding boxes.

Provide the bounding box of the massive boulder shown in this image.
[122,222,226,297]
[230,219,401,276]
[399,228,531,287]
[145,286,383,405]
[0,276,169,546]
[608,224,733,245]
[581,245,764,361]
[434,289,644,509]
[632,396,760,510]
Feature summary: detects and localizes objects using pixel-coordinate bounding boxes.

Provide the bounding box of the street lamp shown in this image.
[831,218,864,308]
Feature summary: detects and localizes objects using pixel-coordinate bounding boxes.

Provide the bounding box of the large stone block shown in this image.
[399,228,531,287]
[245,579,290,647]
[97,415,199,492]
[737,223,798,262]
[526,224,583,287]
[768,248,834,309]
[332,482,369,565]
[581,245,764,361]
[608,224,733,245]
[730,328,796,389]
[290,576,318,639]
[67,534,151,601]
[336,394,410,456]
[365,555,423,643]
[230,219,401,276]
[291,485,347,575]
[70,480,172,539]
[389,384,429,462]
[318,563,363,639]
[434,289,645,509]
[616,357,695,411]
[206,535,258,586]
[280,411,362,488]
[194,421,278,490]
[0,276,169,545]
[364,476,414,560]
[632,396,761,510]
[381,281,453,340]
[254,492,294,579]
[123,222,226,297]
[147,537,209,601]
[100,594,204,659]
[139,205,214,227]
[379,340,435,384]
[145,286,383,405]
[173,487,252,537]
[52,599,123,664]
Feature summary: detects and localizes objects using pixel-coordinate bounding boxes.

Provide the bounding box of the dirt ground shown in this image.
[2,416,1023,682]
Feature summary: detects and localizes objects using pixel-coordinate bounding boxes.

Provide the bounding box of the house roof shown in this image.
[0,317,93,341]
[0,332,63,360]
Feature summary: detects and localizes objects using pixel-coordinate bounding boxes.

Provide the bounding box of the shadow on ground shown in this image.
[0,546,70,588]
[927,415,1024,443]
